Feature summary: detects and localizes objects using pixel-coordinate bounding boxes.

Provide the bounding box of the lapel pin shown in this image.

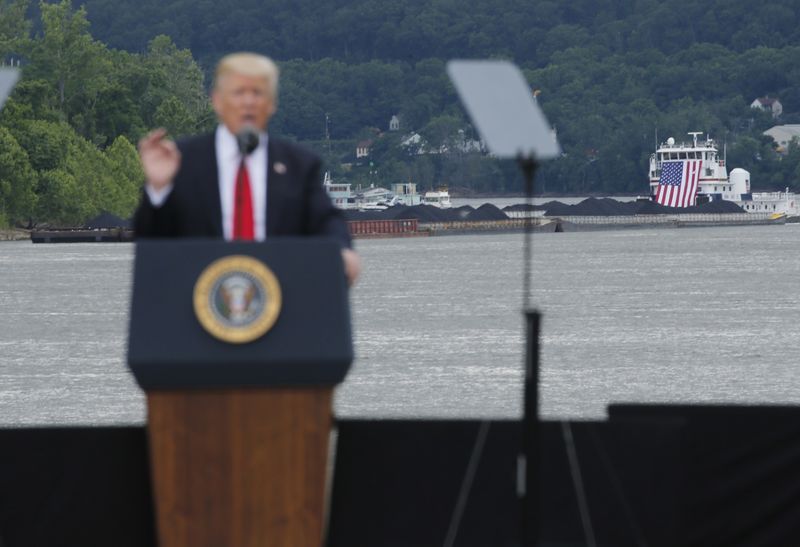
[273,162,287,174]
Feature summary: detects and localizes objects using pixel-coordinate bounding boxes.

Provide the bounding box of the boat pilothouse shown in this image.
[649,132,799,216]
[323,171,355,209]
[421,188,452,208]
[649,132,739,203]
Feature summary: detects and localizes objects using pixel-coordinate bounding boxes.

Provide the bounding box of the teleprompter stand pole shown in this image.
[519,155,540,547]
[445,60,560,547]
[519,156,537,312]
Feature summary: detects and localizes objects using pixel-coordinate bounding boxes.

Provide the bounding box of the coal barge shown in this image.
[344,198,785,238]
[26,198,787,243]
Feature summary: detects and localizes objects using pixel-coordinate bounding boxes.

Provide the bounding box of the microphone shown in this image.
[236,125,259,156]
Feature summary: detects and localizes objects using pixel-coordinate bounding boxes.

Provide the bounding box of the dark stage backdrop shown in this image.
[1,408,799,546]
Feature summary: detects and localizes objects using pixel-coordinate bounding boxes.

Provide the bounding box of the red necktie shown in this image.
[233,160,254,240]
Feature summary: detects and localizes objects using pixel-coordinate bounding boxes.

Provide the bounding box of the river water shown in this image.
[1,225,800,425]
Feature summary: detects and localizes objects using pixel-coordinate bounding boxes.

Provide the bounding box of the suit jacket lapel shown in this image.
[201,133,223,237]
[267,138,286,236]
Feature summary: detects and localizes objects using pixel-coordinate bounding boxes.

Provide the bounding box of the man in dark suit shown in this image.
[134,52,360,285]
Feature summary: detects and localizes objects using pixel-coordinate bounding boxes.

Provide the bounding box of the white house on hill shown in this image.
[751,96,783,118]
[356,140,372,159]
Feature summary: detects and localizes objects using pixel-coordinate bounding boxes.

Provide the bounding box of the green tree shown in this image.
[10,119,72,172]
[104,134,143,216]
[0,127,36,225]
[0,0,31,59]
[153,95,194,137]
[35,168,90,225]
[27,0,110,128]
[420,114,462,152]
[142,35,213,135]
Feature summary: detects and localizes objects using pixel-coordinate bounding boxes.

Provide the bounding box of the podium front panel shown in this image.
[128,238,353,389]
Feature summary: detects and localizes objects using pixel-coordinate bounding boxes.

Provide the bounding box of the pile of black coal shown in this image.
[543,198,744,216]
[466,204,508,221]
[542,198,638,216]
[392,204,461,222]
[503,203,548,213]
[342,197,746,222]
[84,211,131,229]
[346,204,479,222]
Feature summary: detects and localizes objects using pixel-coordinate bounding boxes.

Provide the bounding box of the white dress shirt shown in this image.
[215,125,268,241]
[146,124,269,241]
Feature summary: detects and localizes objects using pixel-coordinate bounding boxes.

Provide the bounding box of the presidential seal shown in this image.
[193,255,282,344]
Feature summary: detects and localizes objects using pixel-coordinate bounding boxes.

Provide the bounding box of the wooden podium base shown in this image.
[147,388,333,547]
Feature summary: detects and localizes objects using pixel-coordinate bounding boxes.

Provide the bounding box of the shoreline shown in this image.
[6,213,790,243]
[0,229,30,241]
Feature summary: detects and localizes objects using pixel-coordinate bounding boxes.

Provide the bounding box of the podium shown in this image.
[128,239,353,547]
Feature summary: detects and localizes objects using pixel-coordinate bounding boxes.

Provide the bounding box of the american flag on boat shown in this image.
[655,160,701,208]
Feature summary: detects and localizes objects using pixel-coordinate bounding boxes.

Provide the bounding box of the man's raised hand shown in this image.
[138,129,182,191]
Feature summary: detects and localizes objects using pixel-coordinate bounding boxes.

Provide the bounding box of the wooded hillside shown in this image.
[77,0,800,194]
[2,0,800,225]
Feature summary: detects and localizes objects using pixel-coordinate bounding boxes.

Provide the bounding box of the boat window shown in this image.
[678,152,685,159]
[669,153,677,160]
